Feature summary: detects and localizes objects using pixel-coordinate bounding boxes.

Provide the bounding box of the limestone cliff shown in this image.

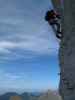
[51,0,75,99]
[59,0,75,100]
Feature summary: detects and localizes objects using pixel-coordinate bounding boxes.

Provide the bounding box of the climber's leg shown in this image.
[57,22,61,33]
[56,23,62,39]
[50,20,62,39]
[50,24,62,39]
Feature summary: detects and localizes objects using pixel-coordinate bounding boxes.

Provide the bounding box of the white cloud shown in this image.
[0,69,31,90]
[0,36,58,55]
[0,48,10,53]
[0,41,16,48]
[0,0,59,61]
[0,29,59,61]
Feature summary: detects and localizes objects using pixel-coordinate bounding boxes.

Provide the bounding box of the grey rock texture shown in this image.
[59,0,75,100]
[51,0,62,14]
[51,0,75,99]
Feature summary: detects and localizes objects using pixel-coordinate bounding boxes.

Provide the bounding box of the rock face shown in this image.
[59,0,75,100]
[51,0,62,14]
[51,0,75,99]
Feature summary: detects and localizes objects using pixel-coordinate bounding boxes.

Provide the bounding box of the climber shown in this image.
[45,9,62,39]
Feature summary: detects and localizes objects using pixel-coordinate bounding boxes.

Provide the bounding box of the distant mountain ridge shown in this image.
[0,90,62,100]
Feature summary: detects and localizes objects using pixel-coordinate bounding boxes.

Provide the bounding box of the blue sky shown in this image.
[0,0,60,94]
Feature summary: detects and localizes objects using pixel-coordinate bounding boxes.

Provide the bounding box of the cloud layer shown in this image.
[0,0,59,62]
[0,0,59,93]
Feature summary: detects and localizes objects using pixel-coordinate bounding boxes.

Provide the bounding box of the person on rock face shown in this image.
[45,9,62,39]
[45,0,64,39]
